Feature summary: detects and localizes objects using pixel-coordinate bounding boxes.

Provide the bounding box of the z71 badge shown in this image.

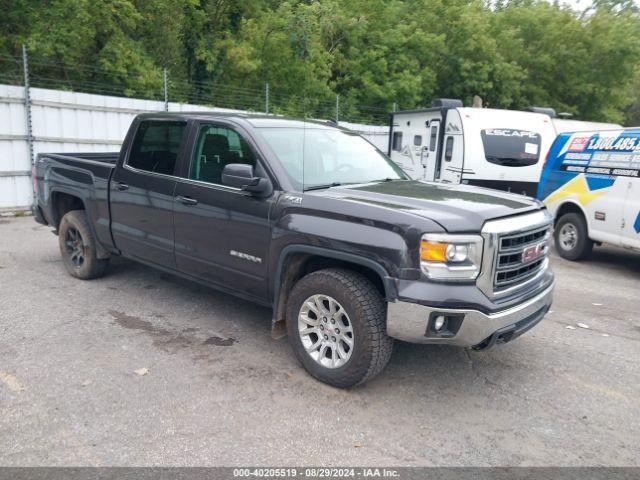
[281,193,302,205]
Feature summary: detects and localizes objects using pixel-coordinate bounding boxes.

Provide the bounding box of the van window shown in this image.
[481,129,541,167]
[430,126,438,151]
[392,132,403,151]
[128,121,186,175]
[414,135,422,146]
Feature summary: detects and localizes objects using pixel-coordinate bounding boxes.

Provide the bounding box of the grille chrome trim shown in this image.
[499,226,549,252]
[477,210,553,300]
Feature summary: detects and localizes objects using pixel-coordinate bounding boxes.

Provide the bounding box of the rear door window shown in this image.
[128,121,187,175]
[481,129,541,167]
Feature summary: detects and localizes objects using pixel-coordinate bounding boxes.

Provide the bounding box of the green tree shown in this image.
[2,0,640,124]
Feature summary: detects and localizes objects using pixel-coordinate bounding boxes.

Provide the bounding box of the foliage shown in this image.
[2,0,640,124]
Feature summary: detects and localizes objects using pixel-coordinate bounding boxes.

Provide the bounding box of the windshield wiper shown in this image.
[304,182,343,191]
[373,177,403,183]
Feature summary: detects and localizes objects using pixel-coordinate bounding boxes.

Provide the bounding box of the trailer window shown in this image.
[444,136,454,162]
[128,121,186,175]
[481,129,541,167]
[413,135,422,146]
[392,132,403,151]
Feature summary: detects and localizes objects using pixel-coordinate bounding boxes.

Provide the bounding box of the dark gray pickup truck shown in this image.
[33,112,554,387]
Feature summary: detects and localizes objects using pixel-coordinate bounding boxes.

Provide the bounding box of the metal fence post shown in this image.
[265,83,269,114]
[163,67,169,111]
[22,44,34,168]
[335,94,340,123]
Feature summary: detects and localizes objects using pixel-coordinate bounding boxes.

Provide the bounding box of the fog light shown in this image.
[433,315,446,332]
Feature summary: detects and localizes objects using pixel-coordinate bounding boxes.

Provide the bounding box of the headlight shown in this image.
[420,233,483,280]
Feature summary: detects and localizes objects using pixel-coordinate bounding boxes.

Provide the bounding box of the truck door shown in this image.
[423,119,441,181]
[110,120,187,268]
[621,178,640,250]
[172,122,273,302]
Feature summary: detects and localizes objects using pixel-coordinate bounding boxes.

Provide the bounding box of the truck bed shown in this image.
[38,152,120,164]
[34,151,120,252]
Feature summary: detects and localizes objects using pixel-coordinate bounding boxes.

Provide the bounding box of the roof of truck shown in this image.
[135,111,344,129]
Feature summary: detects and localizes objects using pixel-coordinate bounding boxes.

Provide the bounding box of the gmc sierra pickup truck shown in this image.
[33,112,554,387]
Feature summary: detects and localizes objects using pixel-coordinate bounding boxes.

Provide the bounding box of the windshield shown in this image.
[257,127,408,190]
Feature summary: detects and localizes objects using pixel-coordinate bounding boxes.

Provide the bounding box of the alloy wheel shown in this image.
[64,227,85,267]
[298,294,354,369]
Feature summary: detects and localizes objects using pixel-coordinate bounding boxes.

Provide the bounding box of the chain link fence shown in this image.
[0,46,393,210]
[0,48,392,126]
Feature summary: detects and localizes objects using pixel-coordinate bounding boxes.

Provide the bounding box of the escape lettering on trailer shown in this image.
[484,129,538,139]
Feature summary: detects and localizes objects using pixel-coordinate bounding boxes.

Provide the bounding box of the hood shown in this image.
[312,180,541,232]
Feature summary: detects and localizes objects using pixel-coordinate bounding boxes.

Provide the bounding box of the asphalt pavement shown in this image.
[1,215,639,466]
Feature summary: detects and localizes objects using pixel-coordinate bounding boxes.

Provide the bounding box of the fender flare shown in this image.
[271,244,398,332]
[50,187,111,259]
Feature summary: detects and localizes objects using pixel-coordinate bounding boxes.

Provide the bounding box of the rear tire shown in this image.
[58,210,109,279]
[554,212,593,261]
[286,268,393,388]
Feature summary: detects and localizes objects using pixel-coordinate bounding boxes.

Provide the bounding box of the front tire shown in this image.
[286,268,393,388]
[554,212,593,261]
[58,210,109,279]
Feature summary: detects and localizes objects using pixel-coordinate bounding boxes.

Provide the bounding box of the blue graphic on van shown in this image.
[634,212,640,234]
[585,176,615,191]
[537,129,640,201]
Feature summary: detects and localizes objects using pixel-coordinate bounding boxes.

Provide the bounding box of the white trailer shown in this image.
[388,99,620,197]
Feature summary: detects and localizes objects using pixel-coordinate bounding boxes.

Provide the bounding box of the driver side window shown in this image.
[189,125,257,185]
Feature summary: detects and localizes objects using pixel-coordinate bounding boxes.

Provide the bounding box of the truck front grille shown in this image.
[493,225,550,294]
[477,210,553,300]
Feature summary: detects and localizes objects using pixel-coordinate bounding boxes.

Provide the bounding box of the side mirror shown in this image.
[221,164,270,196]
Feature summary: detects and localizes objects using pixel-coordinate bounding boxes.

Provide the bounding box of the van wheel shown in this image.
[554,212,593,261]
[286,268,393,388]
[58,210,110,279]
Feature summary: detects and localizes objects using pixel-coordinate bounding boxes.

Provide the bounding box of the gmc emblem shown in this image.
[522,242,546,264]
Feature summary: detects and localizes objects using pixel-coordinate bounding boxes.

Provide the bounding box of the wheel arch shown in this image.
[50,189,110,260]
[554,201,588,228]
[50,190,86,230]
[271,245,397,333]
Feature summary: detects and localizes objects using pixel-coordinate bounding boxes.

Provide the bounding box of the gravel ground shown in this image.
[1,215,639,466]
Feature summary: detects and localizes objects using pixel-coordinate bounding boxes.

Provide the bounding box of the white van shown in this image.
[553,118,621,135]
[537,128,640,260]
[388,99,619,197]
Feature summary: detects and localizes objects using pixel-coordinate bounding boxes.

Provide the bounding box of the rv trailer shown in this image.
[387,99,621,197]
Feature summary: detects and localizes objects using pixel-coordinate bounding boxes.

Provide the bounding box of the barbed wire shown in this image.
[0,51,392,124]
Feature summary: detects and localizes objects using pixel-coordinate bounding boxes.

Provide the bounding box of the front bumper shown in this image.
[386,283,554,347]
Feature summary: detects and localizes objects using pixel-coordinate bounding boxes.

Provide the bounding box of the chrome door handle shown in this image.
[176,195,198,206]
[115,182,129,191]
